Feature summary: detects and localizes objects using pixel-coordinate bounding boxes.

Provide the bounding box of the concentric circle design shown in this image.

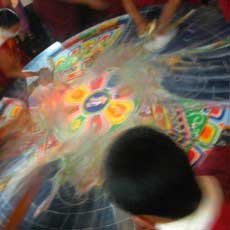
[84,91,110,113]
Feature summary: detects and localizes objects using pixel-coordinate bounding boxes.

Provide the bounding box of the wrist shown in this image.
[155,22,167,36]
[135,18,148,30]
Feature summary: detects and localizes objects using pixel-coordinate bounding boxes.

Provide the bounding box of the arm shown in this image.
[156,0,182,34]
[0,49,37,79]
[5,69,37,79]
[121,0,148,33]
[121,0,182,35]
[57,0,108,10]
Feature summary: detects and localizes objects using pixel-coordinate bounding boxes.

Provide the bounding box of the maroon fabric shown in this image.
[0,0,7,7]
[0,39,29,91]
[105,0,228,21]
[195,146,230,229]
[132,0,230,21]
[0,40,17,91]
[1,38,29,66]
[212,201,230,230]
[33,0,205,40]
[0,70,11,91]
[107,0,200,16]
[33,0,80,41]
[131,0,201,7]
[218,0,230,21]
[195,146,230,200]
[107,0,166,16]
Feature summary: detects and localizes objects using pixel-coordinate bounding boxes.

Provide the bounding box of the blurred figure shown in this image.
[0,0,43,57]
[0,8,51,100]
[109,0,230,51]
[33,0,109,41]
[104,126,230,230]
[33,0,169,41]
[0,0,30,33]
[31,0,202,44]
[122,0,230,51]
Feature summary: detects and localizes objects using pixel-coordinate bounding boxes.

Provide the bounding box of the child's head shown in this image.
[104,126,201,223]
[0,8,20,37]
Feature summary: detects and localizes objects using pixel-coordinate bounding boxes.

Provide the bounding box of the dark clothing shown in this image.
[33,0,106,41]
[0,78,27,101]
[33,0,81,41]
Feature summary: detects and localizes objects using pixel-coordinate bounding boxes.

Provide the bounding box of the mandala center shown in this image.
[84,92,109,113]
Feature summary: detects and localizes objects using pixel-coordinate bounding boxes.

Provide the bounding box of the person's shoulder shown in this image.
[219,0,230,20]
[208,146,230,159]
[195,146,230,200]
[212,200,230,230]
[0,38,7,49]
[0,38,16,52]
[196,146,230,169]
[0,42,9,58]
[0,40,12,59]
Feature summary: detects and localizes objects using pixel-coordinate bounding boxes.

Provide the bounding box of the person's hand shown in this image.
[138,20,157,38]
[144,29,177,51]
[137,19,149,35]
[38,68,53,86]
[86,0,109,10]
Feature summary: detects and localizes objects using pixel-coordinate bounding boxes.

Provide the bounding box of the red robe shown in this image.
[33,0,81,41]
[218,0,230,21]
[196,146,230,230]
[108,0,230,20]
[107,0,201,16]
[0,38,29,92]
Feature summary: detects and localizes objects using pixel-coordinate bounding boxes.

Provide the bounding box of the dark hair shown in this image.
[104,126,202,219]
[0,8,20,29]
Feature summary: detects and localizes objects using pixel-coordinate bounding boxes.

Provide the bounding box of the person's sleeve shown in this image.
[195,146,230,200]
[218,0,230,21]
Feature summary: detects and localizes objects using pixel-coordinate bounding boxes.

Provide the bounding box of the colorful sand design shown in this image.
[0,10,229,209]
